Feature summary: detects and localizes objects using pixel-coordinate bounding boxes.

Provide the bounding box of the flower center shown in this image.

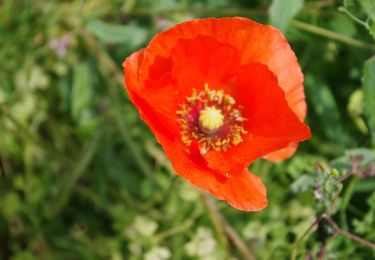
[177,83,247,154]
[199,106,224,132]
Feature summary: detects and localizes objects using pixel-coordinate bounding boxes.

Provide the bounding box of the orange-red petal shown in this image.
[159,135,267,211]
[139,17,307,160]
[123,17,311,211]
[202,63,310,175]
[123,50,176,141]
[124,51,267,211]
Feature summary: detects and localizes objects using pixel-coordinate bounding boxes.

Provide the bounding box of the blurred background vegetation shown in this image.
[1,0,375,259]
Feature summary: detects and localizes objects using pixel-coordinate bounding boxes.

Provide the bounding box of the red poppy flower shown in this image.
[123,17,311,211]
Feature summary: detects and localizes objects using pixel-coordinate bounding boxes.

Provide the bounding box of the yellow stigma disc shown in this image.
[199,106,224,131]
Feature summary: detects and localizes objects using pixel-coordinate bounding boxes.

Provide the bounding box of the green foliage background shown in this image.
[1,0,375,259]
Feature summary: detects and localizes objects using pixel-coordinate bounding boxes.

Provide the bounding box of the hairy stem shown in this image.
[325,216,375,250]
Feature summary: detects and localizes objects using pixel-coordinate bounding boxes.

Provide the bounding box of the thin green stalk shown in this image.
[145,140,175,176]
[131,7,261,17]
[131,1,335,18]
[200,192,230,254]
[81,29,155,181]
[340,178,358,230]
[338,7,371,30]
[153,206,200,243]
[145,141,254,259]
[114,113,154,180]
[291,20,375,52]
[290,216,322,260]
[339,177,358,256]
[47,132,102,217]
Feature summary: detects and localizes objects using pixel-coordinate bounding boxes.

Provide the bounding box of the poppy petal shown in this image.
[159,134,267,211]
[123,17,311,211]
[219,168,267,211]
[169,35,240,97]
[140,35,240,121]
[132,35,242,139]
[263,142,298,162]
[202,63,311,175]
[139,17,307,159]
[123,49,177,141]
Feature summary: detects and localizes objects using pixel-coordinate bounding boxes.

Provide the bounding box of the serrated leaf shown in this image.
[346,148,375,166]
[87,20,147,47]
[269,0,304,32]
[363,56,375,147]
[290,174,315,193]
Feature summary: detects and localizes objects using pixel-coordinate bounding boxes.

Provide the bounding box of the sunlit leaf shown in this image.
[87,20,147,47]
[329,14,357,37]
[269,0,304,32]
[360,0,375,21]
[305,76,354,148]
[290,174,315,193]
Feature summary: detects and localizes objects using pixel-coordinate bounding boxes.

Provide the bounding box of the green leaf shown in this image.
[363,56,375,147]
[290,174,315,193]
[330,148,375,184]
[269,0,304,32]
[71,62,91,123]
[329,14,357,37]
[360,0,375,21]
[305,76,354,148]
[87,20,147,47]
[343,0,354,8]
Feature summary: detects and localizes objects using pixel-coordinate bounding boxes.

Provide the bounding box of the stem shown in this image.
[161,175,178,202]
[153,206,199,243]
[131,1,335,17]
[340,178,358,229]
[145,141,254,259]
[131,7,262,17]
[200,193,230,254]
[47,132,102,217]
[338,7,371,30]
[290,216,322,260]
[114,114,154,180]
[325,216,375,250]
[154,218,194,243]
[200,192,255,260]
[81,29,155,181]
[145,140,175,176]
[304,0,335,9]
[291,20,375,52]
[129,5,375,52]
[336,172,354,183]
[0,154,5,181]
